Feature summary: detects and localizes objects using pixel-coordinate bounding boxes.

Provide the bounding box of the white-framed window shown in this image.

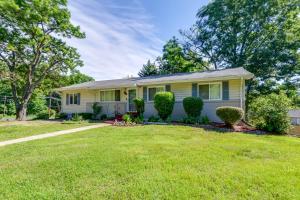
[198,82,222,100]
[148,86,165,101]
[66,93,80,105]
[100,90,120,102]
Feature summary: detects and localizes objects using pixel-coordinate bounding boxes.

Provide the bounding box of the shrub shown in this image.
[148,115,160,122]
[57,112,67,119]
[72,113,83,122]
[248,93,292,134]
[122,114,132,123]
[80,113,93,120]
[100,114,107,120]
[36,109,56,120]
[92,103,102,119]
[133,98,145,117]
[183,97,203,117]
[28,92,48,115]
[216,106,244,127]
[201,115,210,125]
[182,116,201,124]
[154,92,175,121]
[133,116,144,124]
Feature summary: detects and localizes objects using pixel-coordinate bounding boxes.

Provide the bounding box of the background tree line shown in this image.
[139,0,300,109]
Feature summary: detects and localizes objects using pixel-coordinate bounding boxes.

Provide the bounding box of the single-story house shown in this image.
[288,110,300,125]
[56,67,254,122]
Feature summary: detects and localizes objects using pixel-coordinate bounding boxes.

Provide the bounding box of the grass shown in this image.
[0,125,299,199]
[0,120,98,141]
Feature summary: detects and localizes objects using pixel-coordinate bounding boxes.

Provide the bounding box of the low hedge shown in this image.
[216,106,244,127]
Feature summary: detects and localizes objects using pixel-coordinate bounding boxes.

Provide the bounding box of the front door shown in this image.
[128,89,137,112]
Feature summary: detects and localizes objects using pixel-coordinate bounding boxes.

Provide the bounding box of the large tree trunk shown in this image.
[16,103,28,121]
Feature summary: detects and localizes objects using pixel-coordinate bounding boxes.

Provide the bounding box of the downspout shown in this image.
[240,77,244,110]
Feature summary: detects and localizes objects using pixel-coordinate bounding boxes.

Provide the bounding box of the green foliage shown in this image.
[138,60,159,77]
[122,114,132,123]
[100,114,107,120]
[133,116,144,124]
[148,115,160,122]
[36,109,56,120]
[92,103,102,119]
[182,116,201,124]
[133,98,145,117]
[216,107,244,127]
[28,92,48,115]
[72,113,83,122]
[248,93,292,134]
[183,97,203,117]
[0,0,85,120]
[154,92,175,121]
[201,115,210,125]
[182,0,300,112]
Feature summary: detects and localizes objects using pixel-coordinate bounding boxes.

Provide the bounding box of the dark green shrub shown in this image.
[57,112,67,119]
[182,116,200,124]
[201,115,210,125]
[148,115,160,122]
[92,103,102,119]
[248,93,291,134]
[79,113,93,120]
[133,98,145,117]
[154,92,175,120]
[133,116,144,124]
[183,97,203,117]
[100,114,107,120]
[216,106,244,127]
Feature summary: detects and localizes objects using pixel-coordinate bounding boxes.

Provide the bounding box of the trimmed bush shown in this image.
[154,92,175,121]
[133,98,145,117]
[148,115,160,122]
[183,97,203,117]
[36,109,56,120]
[92,103,102,119]
[100,114,107,120]
[216,106,244,127]
[248,93,292,134]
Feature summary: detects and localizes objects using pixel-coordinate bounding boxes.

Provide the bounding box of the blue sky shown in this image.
[68,0,209,80]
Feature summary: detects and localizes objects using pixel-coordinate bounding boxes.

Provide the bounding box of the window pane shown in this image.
[100,90,115,101]
[70,94,73,104]
[100,91,105,101]
[148,88,156,101]
[199,85,209,100]
[74,94,78,104]
[210,83,221,100]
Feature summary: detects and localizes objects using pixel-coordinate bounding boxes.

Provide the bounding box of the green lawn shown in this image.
[0,120,97,141]
[0,125,299,199]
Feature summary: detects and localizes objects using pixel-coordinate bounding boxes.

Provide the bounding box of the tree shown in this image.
[181,0,300,111]
[159,37,207,74]
[138,60,158,77]
[0,0,85,120]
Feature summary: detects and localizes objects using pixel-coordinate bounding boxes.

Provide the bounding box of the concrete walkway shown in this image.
[0,123,110,147]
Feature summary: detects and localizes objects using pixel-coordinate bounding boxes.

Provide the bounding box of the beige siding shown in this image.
[229,79,241,100]
[170,83,192,101]
[62,90,96,113]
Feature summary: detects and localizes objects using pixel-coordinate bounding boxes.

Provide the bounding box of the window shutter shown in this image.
[222,81,229,100]
[165,84,171,92]
[66,94,69,105]
[77,93,81,105]
[192,83,197,97]
[115,90,120,101]
[143,87,147,101]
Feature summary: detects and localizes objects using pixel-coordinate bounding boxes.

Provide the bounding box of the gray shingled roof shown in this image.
[56,67,254,91]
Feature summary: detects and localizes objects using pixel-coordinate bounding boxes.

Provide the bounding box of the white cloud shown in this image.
[67,0,163,80]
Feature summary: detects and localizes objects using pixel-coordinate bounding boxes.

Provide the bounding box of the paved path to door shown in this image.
[0,123,110,147]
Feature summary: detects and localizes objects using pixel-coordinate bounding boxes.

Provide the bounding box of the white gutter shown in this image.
[240,77,244,109]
